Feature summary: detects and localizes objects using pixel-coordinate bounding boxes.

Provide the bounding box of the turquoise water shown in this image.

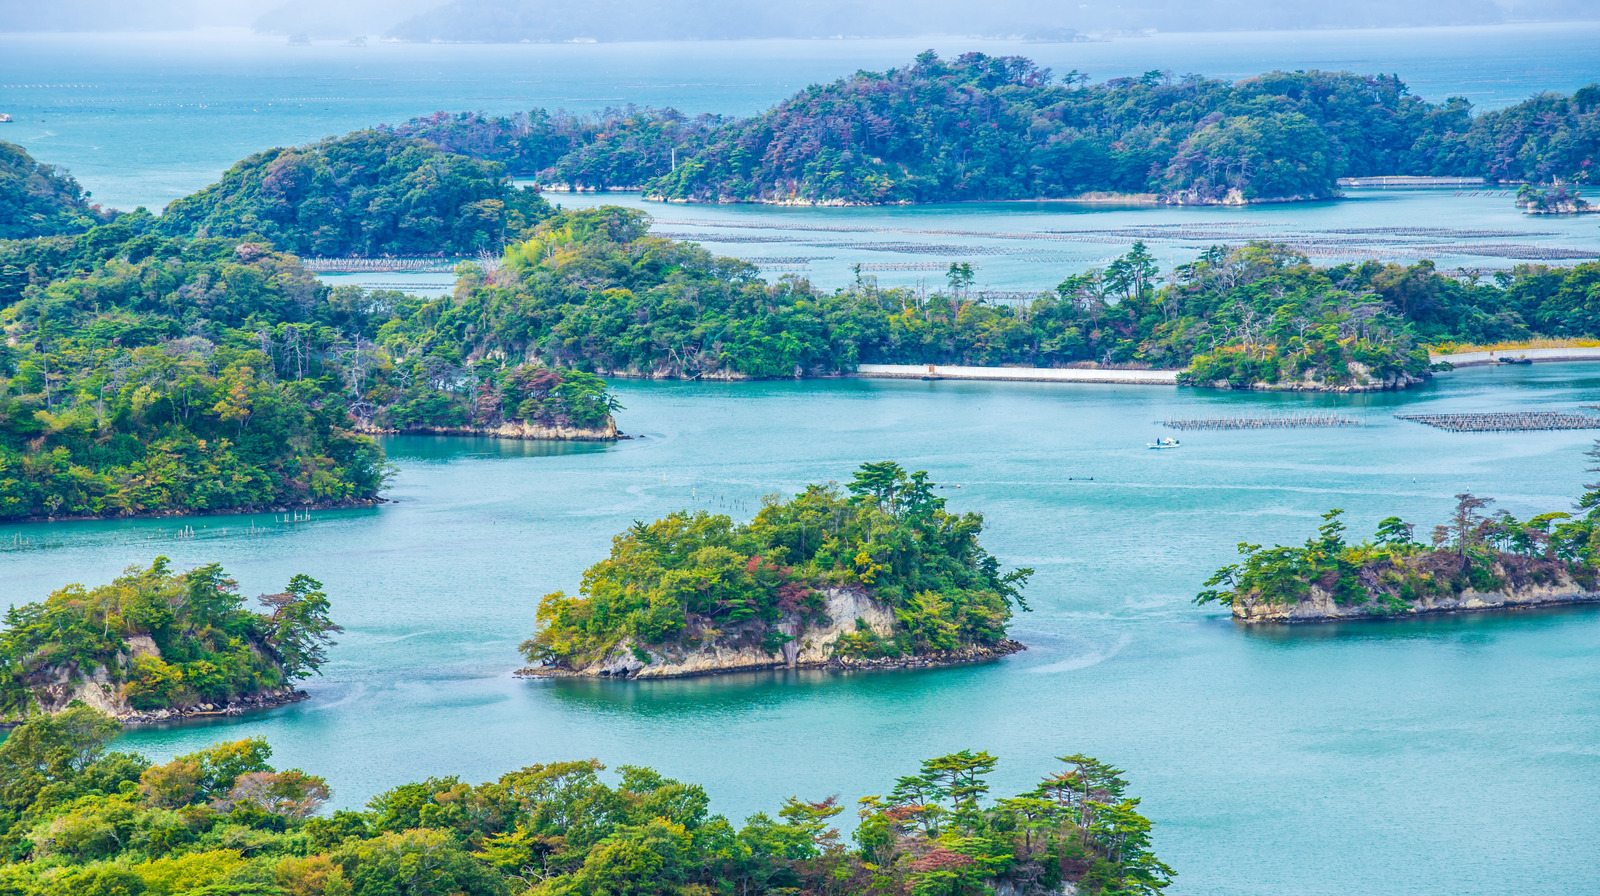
[5,363,1599,895]
[555,187,1600,291]
[5,23,1600,211]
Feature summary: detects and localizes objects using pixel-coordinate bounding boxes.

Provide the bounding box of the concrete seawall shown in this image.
[854,363,1180,385]
[1431,347,1600,367]
[854,350,1600,387]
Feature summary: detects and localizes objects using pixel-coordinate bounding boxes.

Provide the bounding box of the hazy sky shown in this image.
[3,0,1596,36]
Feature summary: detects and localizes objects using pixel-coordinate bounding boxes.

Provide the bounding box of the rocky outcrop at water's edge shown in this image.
[2,634,309,728]
[356,418,618,441]
[1232,572,1600,623]
[518,586,1026,680]
[1185,360,1427,393]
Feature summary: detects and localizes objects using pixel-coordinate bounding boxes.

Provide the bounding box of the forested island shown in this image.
[522,462,1030,678]
[0,559,339,725]
[1195,454,1600,621]
[1516,184,1596,215]
[389,55,1600,206]
[0,707,1171,896]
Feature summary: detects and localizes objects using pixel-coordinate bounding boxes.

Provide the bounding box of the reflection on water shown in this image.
[0,505,386,555]
[378,434,612,462]
[1230,601,1600,646]
[538,659,1009,715]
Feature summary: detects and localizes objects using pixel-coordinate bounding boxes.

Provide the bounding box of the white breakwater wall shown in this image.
[853,364,1180,385]
[1431,347,1600,367]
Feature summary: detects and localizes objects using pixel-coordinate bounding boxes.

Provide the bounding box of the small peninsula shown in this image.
[1195,471,1600,622]
[0,141,113,239]
[0,558,341,725]
[520,462,1031,679]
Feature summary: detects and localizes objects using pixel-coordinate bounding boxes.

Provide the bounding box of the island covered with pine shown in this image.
[521,462,1031,678]
[1195,448,1600,621]
[0,559,341,724]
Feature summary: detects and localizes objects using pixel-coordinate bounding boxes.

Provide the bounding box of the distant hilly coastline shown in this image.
[383,0,1095,43]
[377,0,1597,44]
[9,0,1600,40]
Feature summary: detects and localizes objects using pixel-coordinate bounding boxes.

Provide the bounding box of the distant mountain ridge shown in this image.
[11,0,1598,36]
[379,0,1586,43]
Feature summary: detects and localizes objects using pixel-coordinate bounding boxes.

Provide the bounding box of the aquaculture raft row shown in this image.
[1395,411,1600,432]
[1163,413,1364,430]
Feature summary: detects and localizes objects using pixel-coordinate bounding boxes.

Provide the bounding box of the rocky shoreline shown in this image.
[1183,364,1428,393]
[118,688,310,725]
[358,419,618,441]
[2,685,309,729]
[1230,579,1600,624]
[1233,373,1427,392]
[518,639,1026,680]
[4,630,317,729]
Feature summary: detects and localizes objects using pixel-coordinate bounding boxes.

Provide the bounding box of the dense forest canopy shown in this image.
[0,705,1172,895]
[0,142,113,241]
[392,56,1600,205]
[0,217,618,521]
[526,461,1032,670]
[0,222,386,519]
[156,131,554,256]
[390,107,724,194]
[0,558,340,720]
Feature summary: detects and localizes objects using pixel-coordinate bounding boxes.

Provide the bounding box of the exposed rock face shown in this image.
[5,637,308,727]
[990,877,1079,896]
[523,586,1024,680]
[1521,199,1597,215]
[1159,188,1334,206]
[359,418,617,441]
[124,634,161,661]
[1189,361,1427,393]
[1232,572,1600,623]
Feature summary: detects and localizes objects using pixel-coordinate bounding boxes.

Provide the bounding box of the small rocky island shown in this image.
[0,558,340,725]
[1515,184,1596,215]
[1196,487,1600,623]
[519,462,1030,679]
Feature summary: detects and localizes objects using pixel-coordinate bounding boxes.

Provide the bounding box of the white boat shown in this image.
[1147,437,1181,449]
[0,114,13,123]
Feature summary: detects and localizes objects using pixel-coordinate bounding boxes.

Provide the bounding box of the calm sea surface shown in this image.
[328,185,1600,296]
[5,363,1600,896]
[552,187,1600,292]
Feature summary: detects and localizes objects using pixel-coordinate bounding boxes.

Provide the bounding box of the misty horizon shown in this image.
[5,0,1600,40]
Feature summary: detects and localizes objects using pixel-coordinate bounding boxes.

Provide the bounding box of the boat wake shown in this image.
[1026,634,1131,674]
